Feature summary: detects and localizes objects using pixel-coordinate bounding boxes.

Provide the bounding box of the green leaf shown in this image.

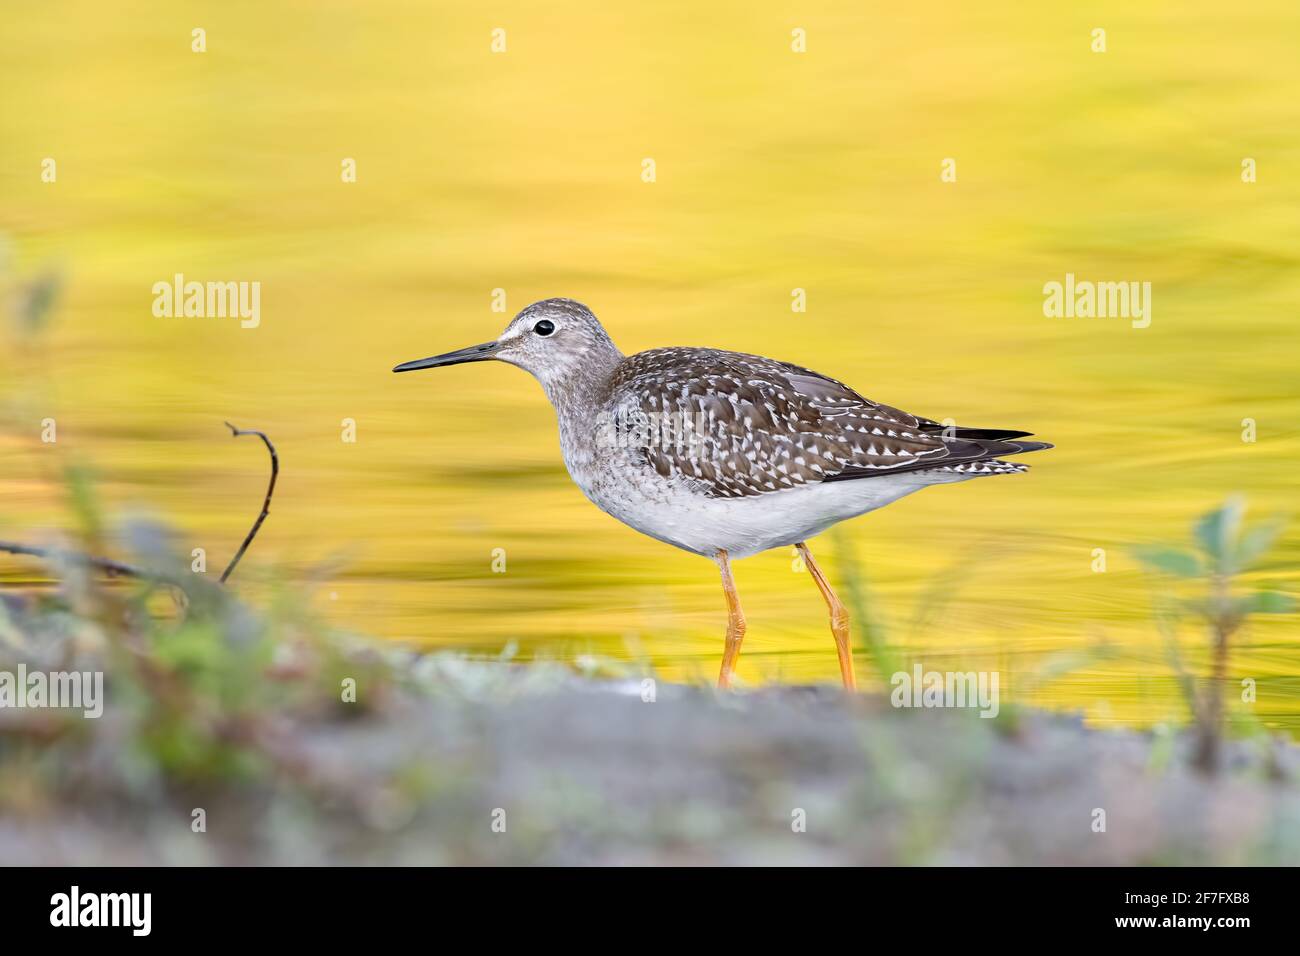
[16,270,62,334]
[1131,546,1201,577]
[1241,590,1296,615]
[1194,497,1245,570]
[1233,518,1286,572]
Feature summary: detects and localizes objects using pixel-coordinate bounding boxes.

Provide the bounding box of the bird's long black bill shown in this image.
[392,341,499,373]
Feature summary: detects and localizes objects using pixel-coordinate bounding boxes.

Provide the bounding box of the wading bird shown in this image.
[394,299,1050,690]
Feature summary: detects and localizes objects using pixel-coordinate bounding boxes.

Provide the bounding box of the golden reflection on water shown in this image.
[2,1,1297,731]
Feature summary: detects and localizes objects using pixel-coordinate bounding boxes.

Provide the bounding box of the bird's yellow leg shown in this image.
[796,542,857,691]
[714,549,747,689]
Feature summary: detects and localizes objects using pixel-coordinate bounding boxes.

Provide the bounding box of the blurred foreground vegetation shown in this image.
[2,488,1298,865]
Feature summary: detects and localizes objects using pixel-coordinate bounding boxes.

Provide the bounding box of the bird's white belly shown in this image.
[575,458,963,559]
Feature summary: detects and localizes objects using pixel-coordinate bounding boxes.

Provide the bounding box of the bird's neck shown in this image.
[532,344,623,496]
[538,344,624,423]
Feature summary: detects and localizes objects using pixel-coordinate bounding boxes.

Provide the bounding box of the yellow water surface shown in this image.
[2,2,1298,730]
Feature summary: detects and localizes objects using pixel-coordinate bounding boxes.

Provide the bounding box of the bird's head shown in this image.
[392,298,621,392]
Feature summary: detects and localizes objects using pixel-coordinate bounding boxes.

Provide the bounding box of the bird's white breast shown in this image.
[562,436,961,558]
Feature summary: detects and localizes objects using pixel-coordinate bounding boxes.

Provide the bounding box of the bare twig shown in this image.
[2,422,280,587]
[220,422,279,584]
[0,541,146,578]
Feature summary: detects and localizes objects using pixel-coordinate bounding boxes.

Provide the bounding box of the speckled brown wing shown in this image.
[604,347,1044,499]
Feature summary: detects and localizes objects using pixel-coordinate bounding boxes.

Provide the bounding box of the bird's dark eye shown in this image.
[534,319,556,336]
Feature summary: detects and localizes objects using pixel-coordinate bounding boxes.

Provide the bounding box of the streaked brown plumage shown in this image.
[605,346,1050,498]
